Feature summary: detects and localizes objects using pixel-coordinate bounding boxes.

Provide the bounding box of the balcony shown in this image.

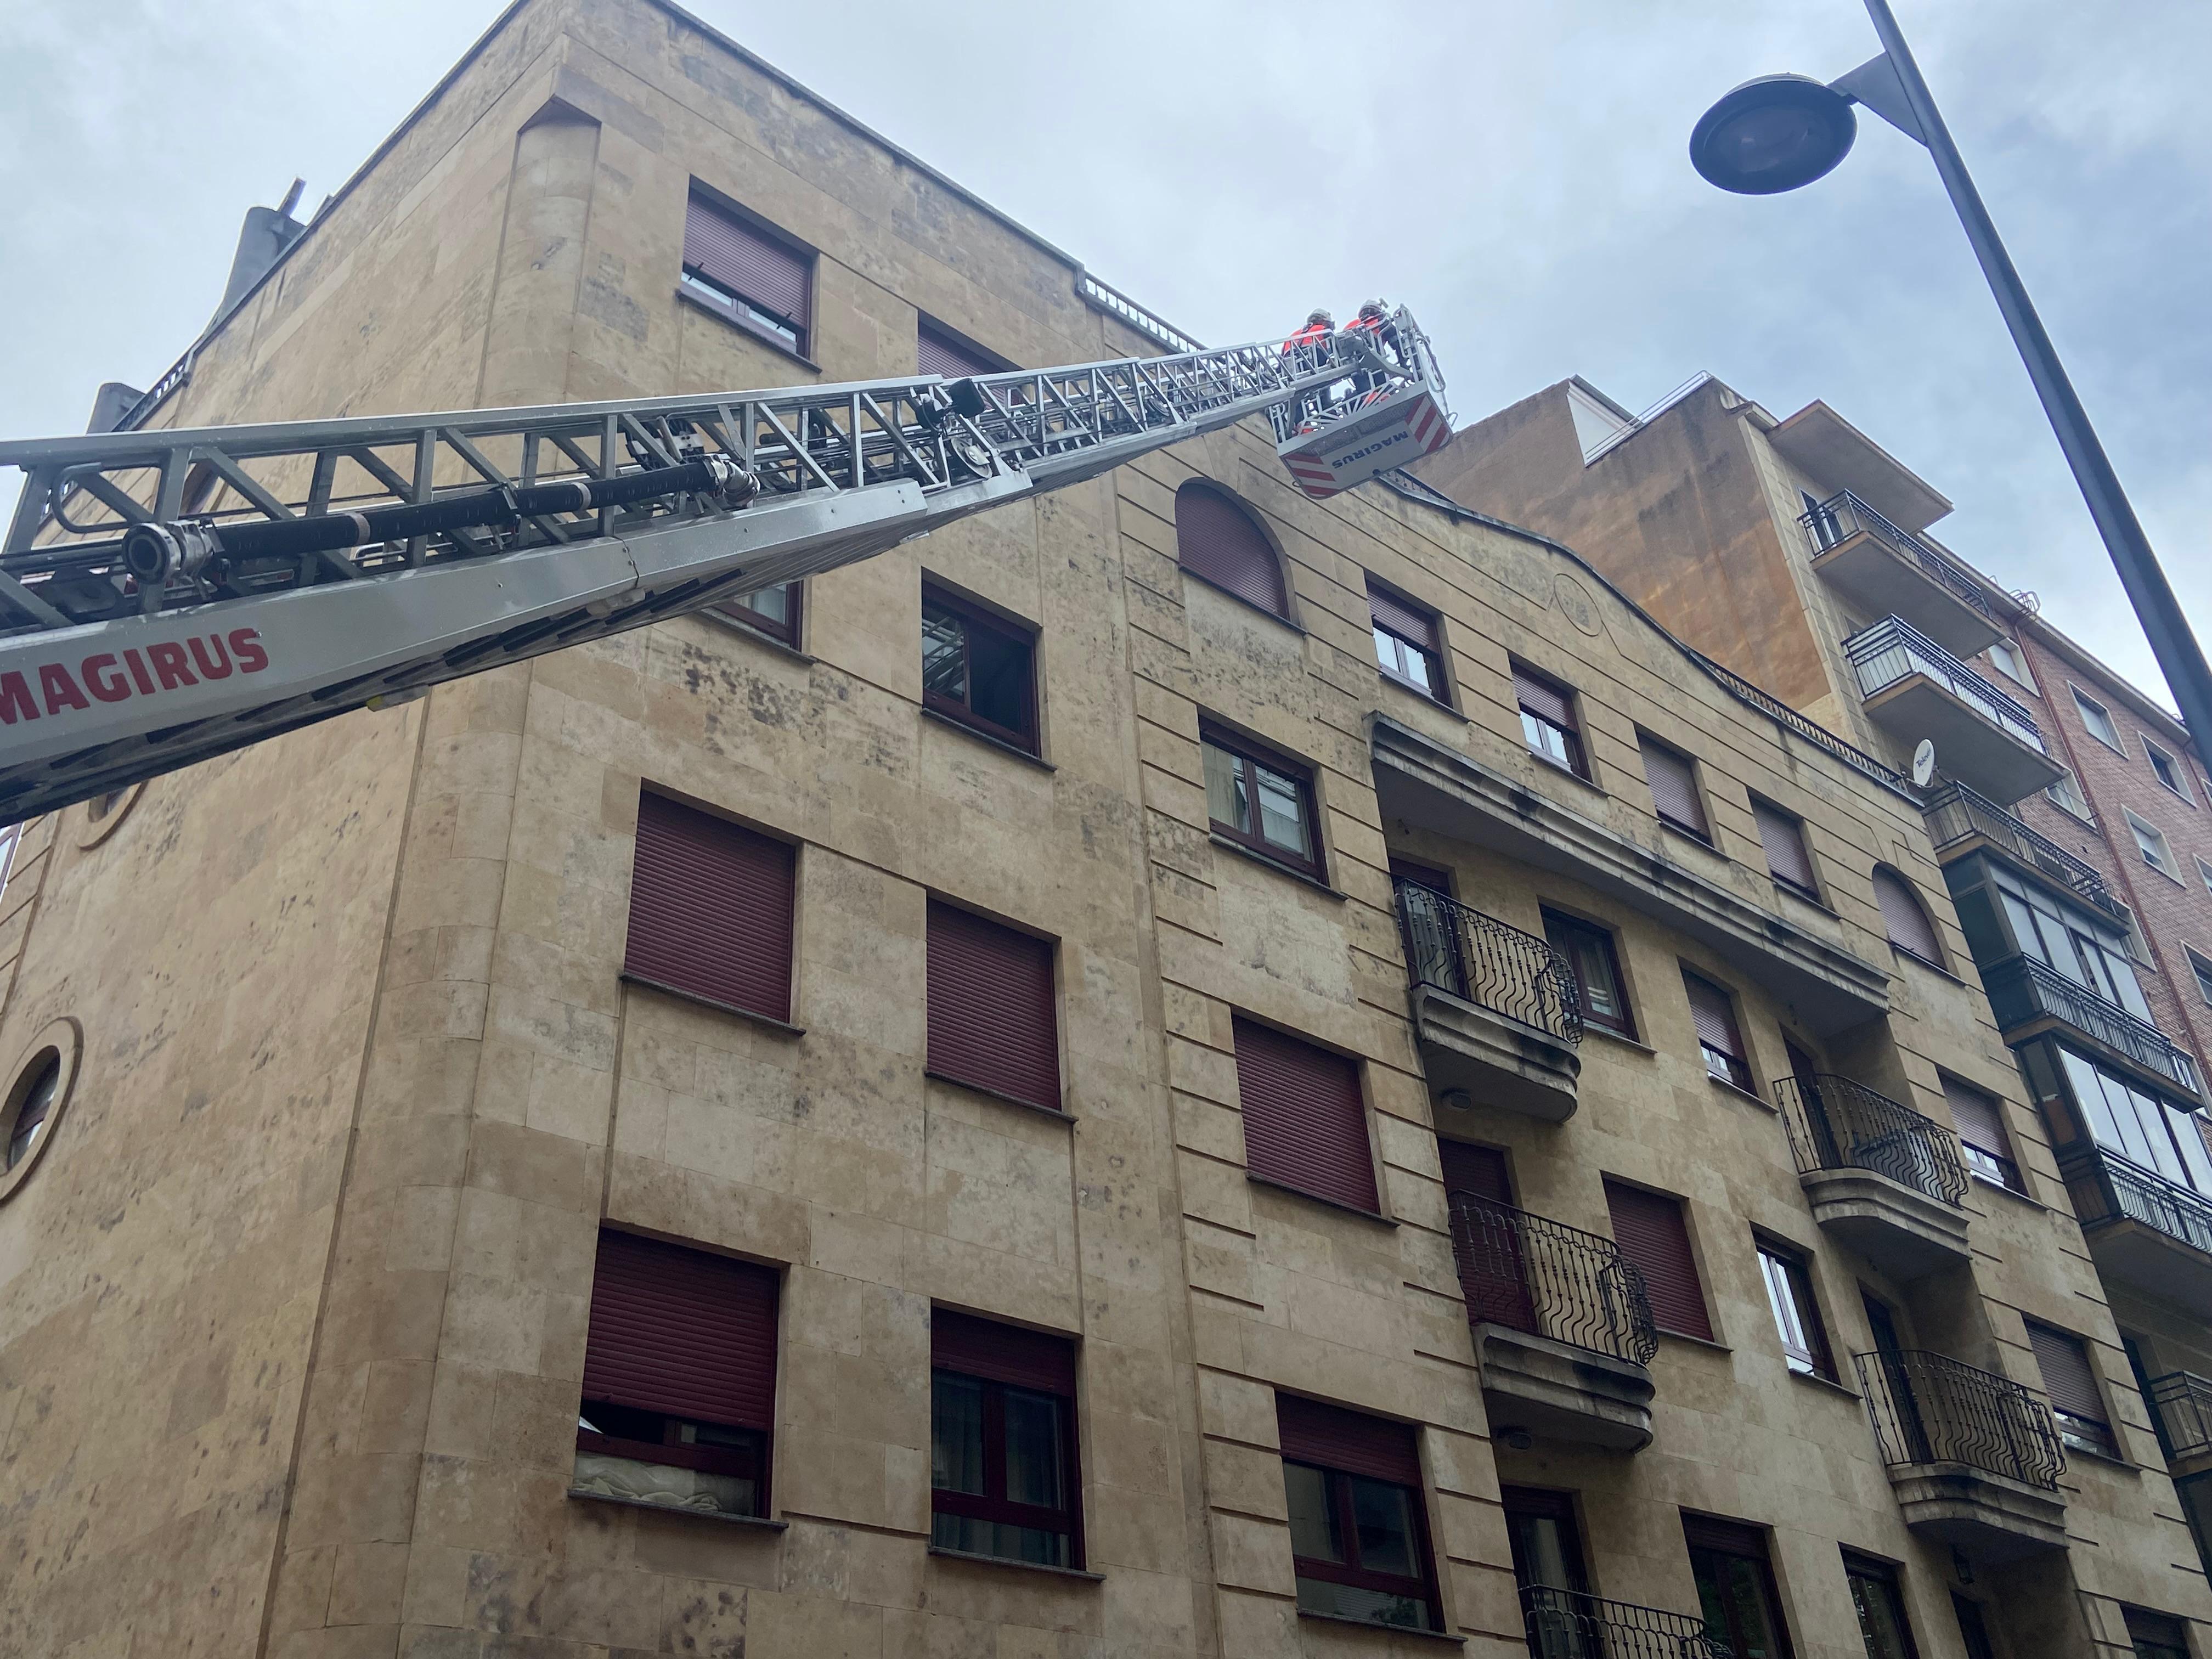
[2146,1372,2212,1478]
[1923,782,2126,922]
[2060,1146,2212,1319]
[1803,490,2002,657]
[1397,878,1582,1122]
[1982,956,2203,1098]
[1856,1348,2068,1561]
[1773,1075,1970,1279]
[1452,1191,1656,1452]
[1521,1585,1728,1659]
[1846,617,2064,804]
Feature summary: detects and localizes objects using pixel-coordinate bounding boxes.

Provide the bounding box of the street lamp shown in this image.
[1688,0,2212,752]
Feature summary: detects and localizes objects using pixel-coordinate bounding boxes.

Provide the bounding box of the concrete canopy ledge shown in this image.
[1370,717,1891,1036]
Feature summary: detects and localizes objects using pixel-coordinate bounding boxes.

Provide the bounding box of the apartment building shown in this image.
[1419,373,2212,1598]
[0,5,2203,1659]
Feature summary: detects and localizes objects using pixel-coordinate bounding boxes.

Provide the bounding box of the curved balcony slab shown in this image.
[1476,1323,1654,1453]
[1884,1462,2068,1563]
[1799,1166,1971,1280]
[1410,983,1579,1122]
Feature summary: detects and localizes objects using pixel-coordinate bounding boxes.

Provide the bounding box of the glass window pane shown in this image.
[1284,1463,1343,1562]
[1523,711,1570,766]
[1204,742,1250,834]
[1294,1576,1432,1629]
[930,1372,985,1495]
[1848,1567,1915,1659]
[2164,1101,2212,1194]
[1374,626,1400,675]
[921,606,967,703]
[1572,938,1621,1021]
[1255,764,1311,857]
[1760,1252,1813,1372]
[1722,1558,1785,1659]
[966,621,1032,736]
[1001,1386,1064,1510]
[1348,1476,1419,1577]
[737,584,789,624]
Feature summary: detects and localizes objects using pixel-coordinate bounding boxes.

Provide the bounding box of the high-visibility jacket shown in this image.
[1282,320,1331,354]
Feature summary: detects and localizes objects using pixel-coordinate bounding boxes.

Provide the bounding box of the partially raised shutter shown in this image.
[1234,1016,1379,1214]
[1683,972,1746,1075]
[1942,1077,2010,1156]
[1176,483,1288,617]
[1681,1513,1769,1558]
[932,1308,1077,1395]
[625,791,795,1022]
[927,901,1062,1111]
[919,323,997,380]
[1604,1179,1713,1341]
[1276,1393,1422,1487]
[2026,1322,2107,1425]
[1513,664,1575,728]
[582,1229,779,1430]
[1754,800,1819,893]
[1874,868,1944,963]
[1368,580,1438,651]
[1639,736,1708,837]
[684,196,811,330]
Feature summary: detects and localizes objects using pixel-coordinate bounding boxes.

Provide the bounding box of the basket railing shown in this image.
[1854,1347,2064,1490]
[1395,878,1582,1046]
[1451,1192,1657,1367]
[1771,1074,1968,1207]
[1520,1584,1731,1659]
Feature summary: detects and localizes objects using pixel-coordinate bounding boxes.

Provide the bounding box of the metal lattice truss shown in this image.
[0,329,1369,822]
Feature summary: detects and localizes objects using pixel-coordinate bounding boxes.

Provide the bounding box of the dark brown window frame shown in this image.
[1367,577,1450,707]
[922,581,1041,755]
[1541,907,1636,1040]
[1755,1237,1836,1381]
[1512,661,1590,781]
[712,580,804,647]
[1841,1551,1922,1659]
[1284,1457,1443,1633]
[1201,723,1327,881]
[929,1363,1085,1568]
[1681,968,1754,1092]
[1751,796,1822,904]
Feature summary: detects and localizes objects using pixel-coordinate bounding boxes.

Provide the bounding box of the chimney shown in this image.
[209,177,310,328]
[86,382,148,434]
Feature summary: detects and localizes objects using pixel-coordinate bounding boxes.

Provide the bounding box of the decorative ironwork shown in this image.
[1845,616,2047,754]
[1521,1585,1729,1659]
[2146,1372,2212,1464]
[1393,879,1583,1046]
[1772,1074,1968,1206]
[1687,648,1919,800]
[1801,490,1997,624]
[1923,782,2125,919]
[2061,1145,2212,1259]
[1983,957,2203,1094]
[1854,1348,2065,1490]
[1450,1192,1657,1367]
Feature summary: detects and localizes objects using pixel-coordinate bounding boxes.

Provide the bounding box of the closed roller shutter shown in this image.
[625,791,795,1022]
[1639,735,1709,838]
[932,1308,1077,1394]
[1683,970,1750,1089]
[919,323,997,380]
[1874,868,1944,964]
[927,900,1062,1111]
[2026,1322,2107,1426]
[1753,800,1819,894]
[1176,483,1289,617]
[582,1229,779,1431]
[1438,1139,1511,1204]
[1234,1015,1379,1214]
[1681,1514,1769,1557]
[1513,664,1575,728]
[1942,1077,2009,1156]
[1276,1393,1423,1487]
[1604,1179,1712,1341]
[1440,1141,1537,1334]
[684,196,811,331]
[1368,581,1439,651]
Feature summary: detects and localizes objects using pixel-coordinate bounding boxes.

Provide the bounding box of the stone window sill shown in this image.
[1788,1368,1861,1403]
[566,1488,789,1530]
[1297,1610,1465,1645]
[1181,567,1307,635]
[1249,1172,1397,1227]
[675,284,822,372]
[696,606,816,664]
[924,1069,1075,1124]
[927,1546,1104,1581]
[1708,1075,1776,1113]
[620,973,805,1037]
[1209,833,1345,900]
[1656,1329,1733,1357]
[1583,1024,1658,1058]
[921,706,1056,771]
[1379,669,1466,721]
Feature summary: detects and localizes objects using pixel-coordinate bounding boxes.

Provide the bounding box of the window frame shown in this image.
[1512,660,1590,781]
[2143,738,2195,805]
[918,316,1011,380]
[1680,968,1753,1093]
[929,1361,1085,1568]
[921,580,1042,755]
[1940,1074,2026,1195]
[1605,1177,1715,1342]
[2072,685,2125,752]
[1282,1458,1443,1632]
[623,790,798,1025]
[1756,1238,1836,1381]
[712,580,804,648]
[2187,946,2212,1009]
[925,898,1064,1115]
[1987,639,2036,692]
[1637,730,1713,843]
[2046,767,2095,822]
[1872,866,1946,970]
[2196,856,2212,898]
[1201,724,1327,881]
[0,821,18,909]
[679,188,816,359]
[1751,797,1822,904]
[2123,808,2180,881]
[1366,576,1450,706]
[1173,480,1294,622]
[2025,1318,2119,1458]
[1842,1551,1923,1659]
[1542,907,1637,1040]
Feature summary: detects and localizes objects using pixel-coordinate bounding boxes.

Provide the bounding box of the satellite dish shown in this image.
[1912,740,1937,787]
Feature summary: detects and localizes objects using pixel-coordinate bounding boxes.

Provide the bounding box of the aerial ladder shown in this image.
[0,308,1451,823]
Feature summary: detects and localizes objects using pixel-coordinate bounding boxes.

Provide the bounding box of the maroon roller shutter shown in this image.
[1438,1140,1511,1204]
[1234,1016,1379,1214]
[1874,869,1943,963]
[1512,664,1575,728]
[625,791,795,1022]
[927,901,1062,1111]
[582,1229,779,1430]
[1639,735,1709,838]
[1604,1179,1713,1341]
[683,195,811,329]
[919,323,997,379]
[2025,1322,2107,1425]
[1754,800,1819,893]
[1368,580,1438,651]
[1276,1394,1423,1487]
[1942,1077,2008,1156]
[1682,970,1748,1086]
[1681,1513,1769,1557]
[931,1308,1077,1395]
[1175,483,1289,617]
[1441,1142,1537,1334]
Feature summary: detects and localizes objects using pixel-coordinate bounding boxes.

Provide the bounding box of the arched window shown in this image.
[1872,867,1943,966]
[1174,482,1289,619]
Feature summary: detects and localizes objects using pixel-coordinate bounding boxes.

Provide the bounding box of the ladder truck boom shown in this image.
[0,308,1449,824]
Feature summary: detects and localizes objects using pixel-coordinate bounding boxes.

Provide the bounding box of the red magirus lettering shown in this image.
[145,642,197,690]
[0,672,36,724]
[39,663,89,714]
[229,629,269,673]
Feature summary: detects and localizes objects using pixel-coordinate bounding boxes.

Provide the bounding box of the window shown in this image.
[1368,578,1447,702]
[712,581,802,647]
[1542,909,1635,1039]
[921,583,1040,753]
[1951,1596,1997,1659]
[2189,947,2212,1008]
[1605,1179,1713,1341]
[624,791,796,1023]
[1756,1241,1834,1380]
[1681,969,1752,1093]
[1502,1487,1590,1597]
[1638,733,1710,842]
[2052,1045,2212,1197]
[681,191,812,356]
[575,1229,778,1519]
[0,821,18,907]
[2198,856,2212,897]
[2025,1321,2116,1457]
[1514,662,1588,780]
[1203,725,1323,879]
[1941,1076,2023,1193]
[2124,1609,2191,1659]
[2145,739,2194,803]
[1175,482,1289,618]
[2125,809,2179,880]
[1988,865,2154,1021]
[1987,640,2035,691]
[1277,1395,1440,1632]
[2046,768,2093,821]
[1684,1515,1796,1659]
[1752,799,1820,901]
[927,900,1062,1113]
[1802,489,1844,550]
[918,319,1003,380]
[1233,1015,1378,1214]
[3,1050,60,1172]
[1872,867,1943,967]
[1843,1554,1921,1659]
[930,1310,1082,1567]
[2073,686,2124,751]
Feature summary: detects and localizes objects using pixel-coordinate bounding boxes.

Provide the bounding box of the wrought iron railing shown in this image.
[1845,616,2047,754]
[1688,648,1918,800]
[2061,1145,2212,1260]
[1451,1192,1657,1366]
[1771,1074,1968,1206]
[1801,490,1997,624]
[1395,878,1583,1046]
[2146,1372,2212,1464]
[1521,1585,1730,1659]
[1982,957,2203,1094]
[1922,782,2125,921]
[1855,1348,2065,1490]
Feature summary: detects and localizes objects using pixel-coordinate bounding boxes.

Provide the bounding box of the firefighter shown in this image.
[1346,300,1403,369]
[1282,309,1335,432]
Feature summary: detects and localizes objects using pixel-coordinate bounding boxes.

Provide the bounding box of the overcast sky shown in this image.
[7,0,2207,709]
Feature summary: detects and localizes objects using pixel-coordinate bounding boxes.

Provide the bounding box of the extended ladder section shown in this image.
[0,311,1446,822]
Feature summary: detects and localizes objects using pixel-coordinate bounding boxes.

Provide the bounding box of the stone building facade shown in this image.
[0,5,2205,1659]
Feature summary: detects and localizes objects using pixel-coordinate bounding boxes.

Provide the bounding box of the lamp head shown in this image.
[1690,74,1858,195]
